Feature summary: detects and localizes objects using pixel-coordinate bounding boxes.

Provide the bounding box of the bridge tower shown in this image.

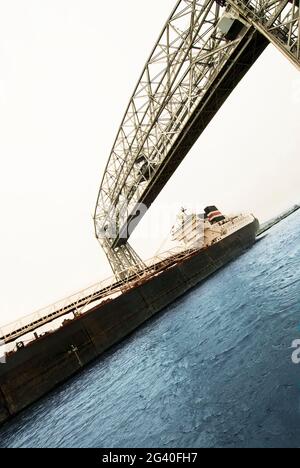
[99,238,145,281]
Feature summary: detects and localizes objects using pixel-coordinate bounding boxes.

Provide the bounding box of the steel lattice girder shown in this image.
[226,0,300,69]
[94,0,299,258]
[100,238,146,280]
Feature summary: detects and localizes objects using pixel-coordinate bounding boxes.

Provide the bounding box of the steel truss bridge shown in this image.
[94,0,300,280]
[1,0,299,347]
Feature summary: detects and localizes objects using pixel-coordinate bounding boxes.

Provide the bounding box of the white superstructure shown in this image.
[172,206,257,251]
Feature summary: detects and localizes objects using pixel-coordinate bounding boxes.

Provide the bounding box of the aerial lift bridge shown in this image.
[94,0,300,280]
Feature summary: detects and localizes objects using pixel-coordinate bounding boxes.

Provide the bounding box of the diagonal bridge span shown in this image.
[94,0,300,279]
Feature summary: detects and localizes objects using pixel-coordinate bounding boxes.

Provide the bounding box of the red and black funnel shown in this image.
[204,206,226,224]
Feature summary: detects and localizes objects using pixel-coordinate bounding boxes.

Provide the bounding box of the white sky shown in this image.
[0,0,299,326]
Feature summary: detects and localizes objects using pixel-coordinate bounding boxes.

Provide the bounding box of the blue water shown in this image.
[1,211,300,448]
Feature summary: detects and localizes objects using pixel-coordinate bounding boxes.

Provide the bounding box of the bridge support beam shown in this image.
[99,238,146,281]
[226,0,300,70]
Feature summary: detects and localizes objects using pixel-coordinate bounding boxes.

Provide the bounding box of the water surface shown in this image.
[1,211,300,448]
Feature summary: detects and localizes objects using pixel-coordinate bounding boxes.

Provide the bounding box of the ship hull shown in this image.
[0,218,258,425]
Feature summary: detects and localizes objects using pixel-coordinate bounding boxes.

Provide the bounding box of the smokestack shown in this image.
[204,206,226,224]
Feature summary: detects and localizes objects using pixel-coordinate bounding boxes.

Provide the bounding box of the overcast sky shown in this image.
[0,0,299,326]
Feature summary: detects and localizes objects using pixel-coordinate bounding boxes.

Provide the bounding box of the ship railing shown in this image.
[0,274,118,344]
[0,246,198,345]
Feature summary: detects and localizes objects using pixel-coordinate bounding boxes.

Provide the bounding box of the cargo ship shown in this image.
[0,206,259,425]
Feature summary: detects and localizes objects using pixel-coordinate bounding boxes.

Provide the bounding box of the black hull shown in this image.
[0,218,259,425]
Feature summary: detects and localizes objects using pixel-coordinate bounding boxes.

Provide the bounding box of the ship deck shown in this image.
[0,247,198,346]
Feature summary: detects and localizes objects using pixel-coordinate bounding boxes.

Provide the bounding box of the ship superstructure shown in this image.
[172,206,258,251]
